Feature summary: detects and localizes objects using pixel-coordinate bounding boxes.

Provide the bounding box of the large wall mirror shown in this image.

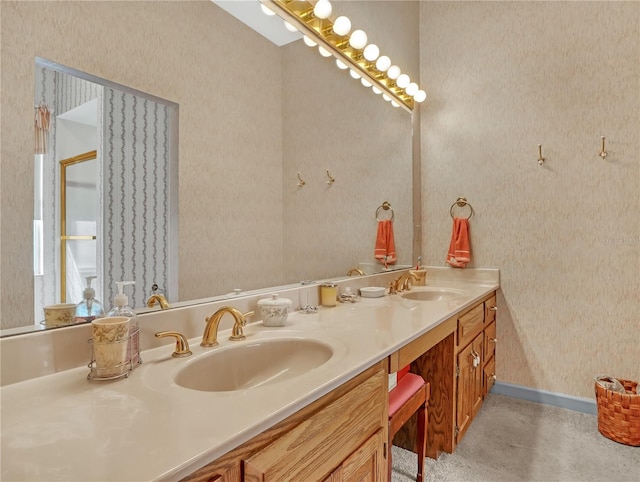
[0,0,418,335]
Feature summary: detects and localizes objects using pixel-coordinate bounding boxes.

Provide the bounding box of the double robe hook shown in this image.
[296,170,336,187]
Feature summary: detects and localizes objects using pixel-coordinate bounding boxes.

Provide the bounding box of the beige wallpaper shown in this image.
[420,1,640,398]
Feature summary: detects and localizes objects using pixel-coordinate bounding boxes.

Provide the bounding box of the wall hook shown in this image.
[326,169,335,185]
[537,144,545,165]
[599,136,608,159]
[296,172,306,187]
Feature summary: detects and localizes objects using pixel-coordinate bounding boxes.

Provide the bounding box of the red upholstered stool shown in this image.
[388,372,429,482]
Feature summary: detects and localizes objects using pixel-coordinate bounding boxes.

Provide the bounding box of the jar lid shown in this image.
[321,282,337,288]
[257,293,292,308]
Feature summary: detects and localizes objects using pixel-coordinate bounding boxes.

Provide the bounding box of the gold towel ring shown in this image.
[376,201,394,222]
[450,197,474,219]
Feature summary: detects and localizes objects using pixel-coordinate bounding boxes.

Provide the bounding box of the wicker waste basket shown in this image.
[594,377,640,446]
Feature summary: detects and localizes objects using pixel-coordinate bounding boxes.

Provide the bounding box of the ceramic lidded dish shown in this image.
[257,294,292,327]
[360,287,387,298]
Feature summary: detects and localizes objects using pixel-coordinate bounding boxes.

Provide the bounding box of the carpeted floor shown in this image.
[391,393,640,482]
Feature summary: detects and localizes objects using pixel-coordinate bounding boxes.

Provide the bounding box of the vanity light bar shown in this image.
[260,0,423,113]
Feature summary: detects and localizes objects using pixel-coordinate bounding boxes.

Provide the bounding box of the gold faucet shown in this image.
[147,293,170,310]
[347,267,366,276]
[155,331,192,357]
[392,272,420,293]
[201,306,254,347]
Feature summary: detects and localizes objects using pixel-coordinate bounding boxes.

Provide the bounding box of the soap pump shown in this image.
[107,281,140,366]
[75,275,105,322]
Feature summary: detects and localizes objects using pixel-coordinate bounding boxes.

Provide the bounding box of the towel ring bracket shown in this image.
[450,197,474,219]
[376,201,394,222]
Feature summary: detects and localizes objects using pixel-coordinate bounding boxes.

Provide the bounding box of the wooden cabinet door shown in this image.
[182,463,241,482]
[456,333,483,443]
[341,429,385,482]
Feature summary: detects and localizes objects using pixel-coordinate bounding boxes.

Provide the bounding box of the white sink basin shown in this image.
[174,338,334,392]
[400,288,465,302]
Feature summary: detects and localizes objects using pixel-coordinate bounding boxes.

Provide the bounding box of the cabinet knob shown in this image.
[489,374,497,381]
[489,306,498,312]
[489,337,497,344]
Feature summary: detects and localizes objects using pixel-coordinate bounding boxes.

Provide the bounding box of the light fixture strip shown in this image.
[262,0,414,113]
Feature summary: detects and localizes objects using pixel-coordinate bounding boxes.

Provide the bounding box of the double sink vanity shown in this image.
[0,267,499,481]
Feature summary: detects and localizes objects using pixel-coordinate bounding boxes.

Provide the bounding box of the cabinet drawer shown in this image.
[244,368,385,481]
[483,356,496,398]
[457,304,484,349]
[485,295,497,324]
[484,321,496,362]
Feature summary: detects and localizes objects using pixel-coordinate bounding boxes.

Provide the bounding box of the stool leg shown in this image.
[416,401,427,482]
[388,425,393,482]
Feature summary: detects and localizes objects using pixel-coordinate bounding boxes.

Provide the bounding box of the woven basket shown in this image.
[594,378,640,446]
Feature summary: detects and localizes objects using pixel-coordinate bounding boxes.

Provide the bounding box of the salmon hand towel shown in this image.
[446,217,471,268]
[374,219,397,265]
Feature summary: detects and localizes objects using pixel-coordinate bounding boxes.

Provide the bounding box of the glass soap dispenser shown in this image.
[107,281,140,366]
[75,275,105,322]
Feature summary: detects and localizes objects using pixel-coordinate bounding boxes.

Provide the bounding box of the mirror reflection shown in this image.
[32,61,179,328]
[60,150,98,305]
[2,0,415,335]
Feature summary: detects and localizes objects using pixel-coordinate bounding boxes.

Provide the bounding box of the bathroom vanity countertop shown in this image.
[0,278,498,481]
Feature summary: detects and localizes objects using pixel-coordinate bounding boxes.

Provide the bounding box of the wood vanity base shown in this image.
[182,361,388,482]
[390,291,497,460]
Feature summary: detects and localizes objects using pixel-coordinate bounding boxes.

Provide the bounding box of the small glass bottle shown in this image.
[75,276,105,322]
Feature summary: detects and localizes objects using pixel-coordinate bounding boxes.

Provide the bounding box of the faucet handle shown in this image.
[155,331,192,357]
[229,310,254,341]
[388,280,398,295]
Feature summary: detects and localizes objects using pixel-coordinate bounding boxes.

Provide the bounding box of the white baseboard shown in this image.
[492,381,597,415]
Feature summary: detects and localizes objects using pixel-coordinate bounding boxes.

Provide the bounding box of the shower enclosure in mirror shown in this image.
[33,59,179,325]
[60,150,98,305]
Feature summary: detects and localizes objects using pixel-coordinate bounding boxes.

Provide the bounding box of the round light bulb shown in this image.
[303,36,317,48]
[406,82,419,96]
[314,0,332,19]
[318,46,332,58]
[363,44,380,62]
[349,69,361,80]
[284,21,298,33]
[387,65,401,80]
[375,55,391,72]
[361,78,372,88]
[336,59,348,70]
[382,93,392,102]
[396,74,410,88]
[260,4,276,16]
[333,16,351,36]
[414,90,427,103]
[391,100,400,108]
[372,86,382,95]
[349,30,368,50]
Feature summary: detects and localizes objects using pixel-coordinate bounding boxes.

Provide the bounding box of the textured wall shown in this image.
[420,1,640,398]
[102,87,173,309]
